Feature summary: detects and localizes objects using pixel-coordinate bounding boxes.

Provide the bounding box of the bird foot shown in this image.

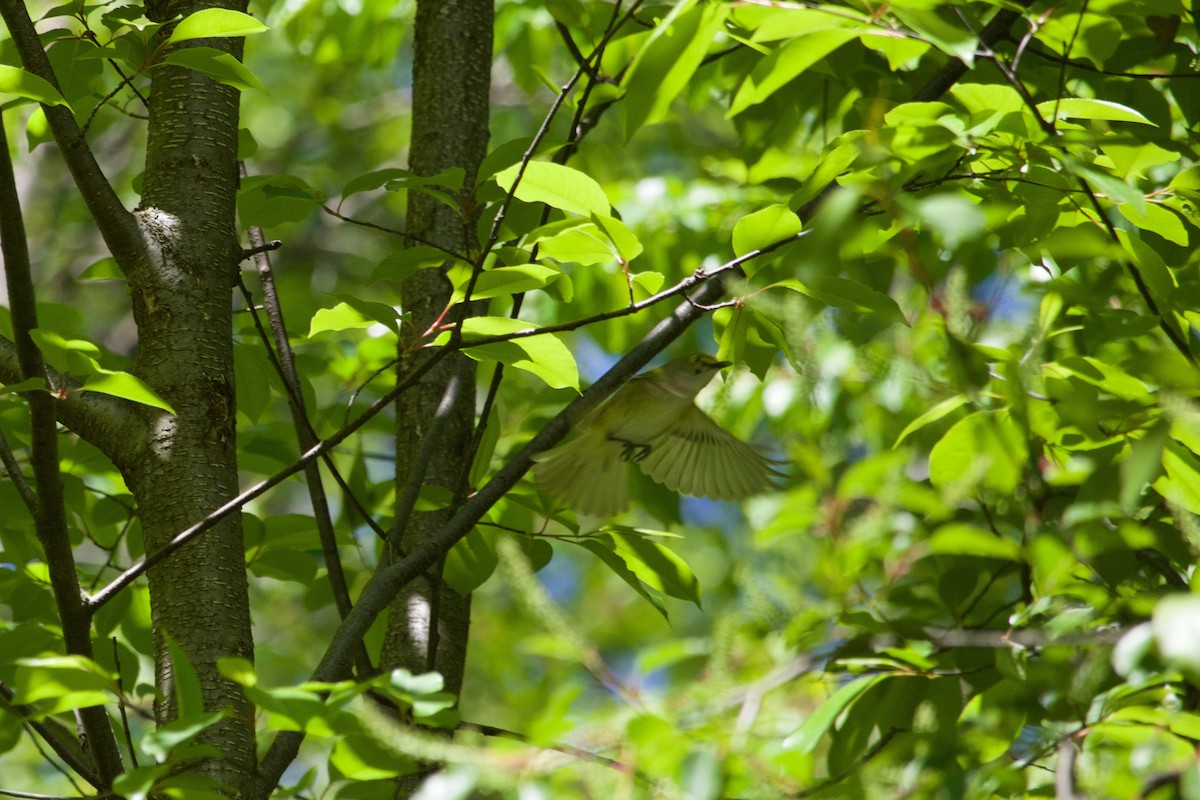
[610,436,651,463]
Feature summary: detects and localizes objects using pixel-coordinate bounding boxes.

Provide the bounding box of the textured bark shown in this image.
[384,0,493,703]
[120,4,256,795]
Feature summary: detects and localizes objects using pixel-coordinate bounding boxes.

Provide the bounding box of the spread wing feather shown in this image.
[533,430,630,517]
[638,406,777,500]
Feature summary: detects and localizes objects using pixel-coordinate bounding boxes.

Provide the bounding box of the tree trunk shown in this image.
[384,0,493,702]
[122,2,256,794]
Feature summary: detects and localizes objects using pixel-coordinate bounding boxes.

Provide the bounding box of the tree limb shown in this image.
[0,335,154,472]
[0,109,124,788]
[255,258,733,795]
[0,0,146,275]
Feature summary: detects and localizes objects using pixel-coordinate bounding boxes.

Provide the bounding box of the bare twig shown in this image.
[0,427,36,513]
[88,346,451,611]
[0,109,123,787]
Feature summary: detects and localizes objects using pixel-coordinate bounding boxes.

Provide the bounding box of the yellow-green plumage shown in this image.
[534,355,778,516]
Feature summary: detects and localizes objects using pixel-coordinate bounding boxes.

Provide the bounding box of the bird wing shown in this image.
[533,429,630,517]
[637,405,778,501]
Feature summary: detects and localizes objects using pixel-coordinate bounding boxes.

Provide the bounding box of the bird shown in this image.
[533,354,780,516]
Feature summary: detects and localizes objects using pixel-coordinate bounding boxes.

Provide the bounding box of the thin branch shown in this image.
[1055,738,1085,800]
[321,206,470,261]
[1053,0,1090,128]
[257,256,737,794]
[1020,43,1200,78]
[974,40,1198,365]
[459,721,633,772]
[112,638,139,770]
[911,2,1036,102]
[0,680,101,790]
[0,109,123,787]
[0,790,116,800]
[792,728,907,797]
[88,346,451,611]
[0,336,153,469]
[236,175,365,631]
[0,427,36,513]
[387,368,467,561]
[462,0,646,326]
[471,0,630,477]
[443,231,809,351]
[0,0,145,276]
[235,280,389,544]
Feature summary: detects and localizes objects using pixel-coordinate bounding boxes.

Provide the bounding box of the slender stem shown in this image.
[89,346,451,610]
[0,0,145,275]
[0,427,36,513]
[0,111,123,787]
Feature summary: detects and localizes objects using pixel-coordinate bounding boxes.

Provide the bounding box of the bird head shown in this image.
[655,354,731,395]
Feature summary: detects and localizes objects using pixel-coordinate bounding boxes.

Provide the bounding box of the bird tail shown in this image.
[533,430,629,517]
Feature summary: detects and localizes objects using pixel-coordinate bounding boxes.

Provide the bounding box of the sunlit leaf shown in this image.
[166,9,269,44]
[158,47,268,93]
[0,65,70,108]
[494,161,610,217]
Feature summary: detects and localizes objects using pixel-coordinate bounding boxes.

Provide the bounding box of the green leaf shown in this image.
[384,167,466,209]
[0,65,71,108]
[83,370,176,414]
[494,161,610,217]
[1072,162,1146,214]
[28,328,100,375]
[532,220,616,266]
[451,263,562,302]
[575,538,669,619]
[13,655,115,715]
[443,527,499,594]
[1045,357,1152,402]
[141,710,228,759]
[77,257,124,280]
[772,277,907,326]
[1121,418,1169,511]
[605,531,701,608]
[927,522,1021,561]
[371,247,455,284]
[165,633,205,719]
[893,394,969,448]
[1154,442,1200,516]
[929,411,1026,494]
[166,9,269,44]
[1037,98,1155,126]
[784,674,888,753]
[341,168,410,198]
[383,668,445,697]
[0,377,45,395]
[893,7,978,63]
[238,175,324,228]
[331,734,415,779]
[732,204,802,259]
[860,30,931,70]
[949,83,1026,134]
[591,215,644,263]
[728,29,858,118]
[1152,594,1200,680]
[441,317,578,390]
[233,343,272,423]
[112,764,171,800]
[916,194,986,249]
[623,2,728,138]
[1118,202,1189,247]
[158,47,268,93]
[307,301,394,337]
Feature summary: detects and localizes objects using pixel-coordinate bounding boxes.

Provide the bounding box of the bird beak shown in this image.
[715,360,732,369]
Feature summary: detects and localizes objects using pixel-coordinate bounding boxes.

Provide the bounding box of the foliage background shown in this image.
[2,0,1200,797]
